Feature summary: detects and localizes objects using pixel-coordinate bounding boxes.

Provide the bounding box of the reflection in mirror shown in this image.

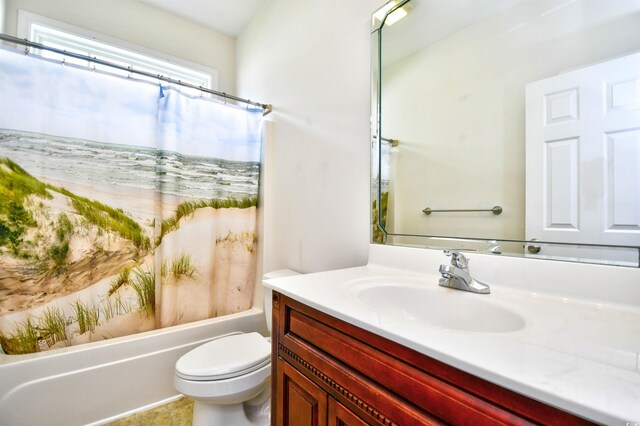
[372,0,640,266]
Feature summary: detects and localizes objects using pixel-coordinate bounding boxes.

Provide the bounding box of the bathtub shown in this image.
[0,308,268,425]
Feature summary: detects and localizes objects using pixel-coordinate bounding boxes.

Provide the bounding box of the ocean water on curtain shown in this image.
[0,48,262,355]
[0,131,260,200]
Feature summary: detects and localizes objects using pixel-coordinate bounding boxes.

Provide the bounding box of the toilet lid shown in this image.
[175,332,271,381]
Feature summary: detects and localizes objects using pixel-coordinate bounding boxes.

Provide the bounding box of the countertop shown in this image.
[264,244,640,425]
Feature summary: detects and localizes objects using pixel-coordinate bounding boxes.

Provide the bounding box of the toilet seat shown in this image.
[175,332,271,381]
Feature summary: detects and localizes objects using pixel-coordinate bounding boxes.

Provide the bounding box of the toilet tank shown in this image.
[262,269,300,333]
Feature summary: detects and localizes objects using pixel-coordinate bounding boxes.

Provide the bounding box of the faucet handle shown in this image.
[444,250,469,269]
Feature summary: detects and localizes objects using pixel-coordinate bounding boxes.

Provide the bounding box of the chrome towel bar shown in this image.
[423,206,503,215]
[372,135,399,147]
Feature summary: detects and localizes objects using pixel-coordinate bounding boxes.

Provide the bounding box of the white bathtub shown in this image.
[0,308,268,425]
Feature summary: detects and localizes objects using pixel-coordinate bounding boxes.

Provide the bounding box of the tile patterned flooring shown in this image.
[107,397,194,426]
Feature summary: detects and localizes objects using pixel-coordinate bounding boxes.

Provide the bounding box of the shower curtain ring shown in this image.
[127,65,132,79]
[24,40,30,55]
[246,100,250,110]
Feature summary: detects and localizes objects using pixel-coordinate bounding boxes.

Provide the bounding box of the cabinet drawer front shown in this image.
[285,308,528,425]
[279,341,440,426]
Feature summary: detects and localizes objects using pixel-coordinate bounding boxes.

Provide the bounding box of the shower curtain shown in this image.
[372,140,391,243]
[0,47,263,354]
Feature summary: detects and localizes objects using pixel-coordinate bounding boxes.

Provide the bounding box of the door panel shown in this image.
[277,358,327,426]
[328,398,369,426]
[544,137,579,229]
[605,129,640,230]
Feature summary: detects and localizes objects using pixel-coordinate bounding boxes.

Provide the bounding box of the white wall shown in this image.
[3,0,237,94]
[237,0,382,273]
[382,0,640,241]
[0,0,5,34]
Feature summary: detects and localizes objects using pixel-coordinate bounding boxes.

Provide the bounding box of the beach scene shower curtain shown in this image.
[0,48,262,354]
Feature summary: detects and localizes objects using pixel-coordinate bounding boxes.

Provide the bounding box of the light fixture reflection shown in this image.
[374,0,411,26]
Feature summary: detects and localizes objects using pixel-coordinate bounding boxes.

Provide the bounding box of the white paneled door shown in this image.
[526,52,640,264]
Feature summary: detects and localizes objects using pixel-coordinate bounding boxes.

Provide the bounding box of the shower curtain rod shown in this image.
[0,33,273,116]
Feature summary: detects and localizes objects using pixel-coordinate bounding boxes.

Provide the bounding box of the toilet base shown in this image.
[192,384,270,426]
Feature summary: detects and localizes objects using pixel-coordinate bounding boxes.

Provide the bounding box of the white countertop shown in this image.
[264,244,640,425]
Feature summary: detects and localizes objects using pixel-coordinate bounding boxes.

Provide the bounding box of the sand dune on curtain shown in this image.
[58,206,258,346]
[0,163,148,316]
[0,177,258,352]
[157,206,257,327]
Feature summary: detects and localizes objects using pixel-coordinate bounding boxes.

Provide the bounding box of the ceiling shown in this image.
[380,0,524,67]
[138,0,266,38]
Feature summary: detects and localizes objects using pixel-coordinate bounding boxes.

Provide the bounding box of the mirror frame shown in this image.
[370,0,640,267]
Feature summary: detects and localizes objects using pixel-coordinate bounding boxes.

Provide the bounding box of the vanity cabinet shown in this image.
[271,292,594,426]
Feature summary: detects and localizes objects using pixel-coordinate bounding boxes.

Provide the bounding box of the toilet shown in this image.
[174,270,299,426]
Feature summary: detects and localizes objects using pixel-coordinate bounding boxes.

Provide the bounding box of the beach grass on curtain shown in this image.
[39,306,69,347]
[48,241,69,268]
[158,196,258,244]
[49,212,74,266]
[100,292,132,321]
[0,318,39,354]
[55,213,73,242]
[130,267,156,313]
[109,266,132,296]
[72,300,101,335]
[0,157,51,200]
[0,157,51,255]
[53,186,150,250]
[163,254,197,279]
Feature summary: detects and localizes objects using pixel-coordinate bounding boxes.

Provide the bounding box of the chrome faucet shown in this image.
[487,240,502,254]
[439,250,490,294]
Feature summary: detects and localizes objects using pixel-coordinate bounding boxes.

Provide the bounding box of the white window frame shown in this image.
[17,10,219,92]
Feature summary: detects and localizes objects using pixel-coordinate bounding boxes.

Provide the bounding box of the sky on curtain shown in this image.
[0,48,263,161]
[158,87,263,161]
[0,48,158,148]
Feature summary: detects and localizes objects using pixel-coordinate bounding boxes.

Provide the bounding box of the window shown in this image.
[17,10,218,93]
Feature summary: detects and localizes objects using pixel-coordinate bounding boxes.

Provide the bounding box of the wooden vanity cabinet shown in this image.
[271,292,594,426]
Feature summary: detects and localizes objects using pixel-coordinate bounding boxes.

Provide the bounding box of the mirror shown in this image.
[372,0,640,266]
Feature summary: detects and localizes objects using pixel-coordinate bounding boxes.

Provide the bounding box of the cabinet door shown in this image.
[328,398,369,426]
[276,358,328,426]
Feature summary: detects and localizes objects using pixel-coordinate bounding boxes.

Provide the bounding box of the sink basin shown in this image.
[351,279,525,333]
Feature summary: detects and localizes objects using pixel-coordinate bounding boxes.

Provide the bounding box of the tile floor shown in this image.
[107,397,194,426]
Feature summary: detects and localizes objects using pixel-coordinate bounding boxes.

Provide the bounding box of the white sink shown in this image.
[350,278,525,333]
